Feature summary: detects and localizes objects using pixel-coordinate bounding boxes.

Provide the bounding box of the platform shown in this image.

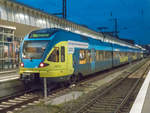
[0,71,23,98]
[0,71,19,83]
[129,70,150,113]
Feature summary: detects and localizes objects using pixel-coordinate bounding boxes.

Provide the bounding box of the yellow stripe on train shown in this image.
[132,56,137,60]
[120,56,128,63]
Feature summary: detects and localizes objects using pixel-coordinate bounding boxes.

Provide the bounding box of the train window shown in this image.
[106,51,109,59]
[106,51,111,59]
[79,50,86,64]
[103,51,105,60]
[61,46,65,62]
[121,52,123,57]
[99,51,103,61]
[121,52,124,57]
[79,50,85,60]
[86,50,91,63]
[118,51,120,58]
[106,51,110,60]
[96,50,99,61]
[108,51,112,59]
[116,51,119,58]
[117,51,120,58]
[105,51,108,59]
[113,51,116,58]
[124,52,127,56]
[48,47,59,62]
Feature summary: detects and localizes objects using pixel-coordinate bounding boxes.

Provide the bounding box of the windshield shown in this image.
[22,41,48,59]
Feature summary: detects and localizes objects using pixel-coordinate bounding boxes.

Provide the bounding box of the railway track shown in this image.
[73,60,150,113]
[0,88,40,113]
[0,84,70,113]
[0,59,148,113]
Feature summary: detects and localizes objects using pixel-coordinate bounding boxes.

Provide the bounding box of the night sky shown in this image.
[15,0,150,45]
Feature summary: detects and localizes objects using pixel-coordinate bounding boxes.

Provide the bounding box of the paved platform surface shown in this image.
[129,70,150,113]
[0,71,19,82]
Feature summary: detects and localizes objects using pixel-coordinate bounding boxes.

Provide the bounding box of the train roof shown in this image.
[29,28,144,51]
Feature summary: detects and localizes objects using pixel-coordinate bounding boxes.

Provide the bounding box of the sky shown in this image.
[15,0,150,45]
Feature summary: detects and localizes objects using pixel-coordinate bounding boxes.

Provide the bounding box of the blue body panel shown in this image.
[23,59,42,68]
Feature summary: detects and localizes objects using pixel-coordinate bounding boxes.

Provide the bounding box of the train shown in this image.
[19,28,145,85]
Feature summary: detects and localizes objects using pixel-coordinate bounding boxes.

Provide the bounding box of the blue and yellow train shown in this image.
[19,28,144,84]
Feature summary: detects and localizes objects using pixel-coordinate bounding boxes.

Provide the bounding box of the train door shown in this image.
[73,49,79,75]
[91,48,95,72]
[46,44,67,74]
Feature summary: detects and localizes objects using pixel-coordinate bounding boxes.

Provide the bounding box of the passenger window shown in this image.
[79,50,86,60]
[48,47,59,62]
[79,50,86,64]
[61,46,65,62]
[103,51,106,60]
[99,51,102,61]
[96,50,99,61]
[86,50,91,63]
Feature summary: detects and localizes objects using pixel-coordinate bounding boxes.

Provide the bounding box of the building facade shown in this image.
[0,25,20,71]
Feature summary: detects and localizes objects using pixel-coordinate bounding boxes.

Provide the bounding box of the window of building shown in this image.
[0,34,3,41]
[48,47,59,62]
[61,46,65,62]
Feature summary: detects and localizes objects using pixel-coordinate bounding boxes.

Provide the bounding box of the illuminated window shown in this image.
[99,51,103,61]
[79,50,86,64]
[106,51,112,59]
[96,50,99,61]
[86,50,91,63]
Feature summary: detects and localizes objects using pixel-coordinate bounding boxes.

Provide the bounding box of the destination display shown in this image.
[29,33,50,38]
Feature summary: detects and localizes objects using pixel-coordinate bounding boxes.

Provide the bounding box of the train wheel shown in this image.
[77,74,83,82]
[75,75,80,82]
[69,75,77,85]
[23,81,31,91]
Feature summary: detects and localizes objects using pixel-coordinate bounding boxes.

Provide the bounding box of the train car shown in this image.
[19,28,144,85]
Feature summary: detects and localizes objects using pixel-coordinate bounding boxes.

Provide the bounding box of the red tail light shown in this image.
[39,62,49,68]
[20,63,24,67]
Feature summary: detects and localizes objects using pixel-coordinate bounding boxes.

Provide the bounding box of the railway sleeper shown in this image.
[90,106,116,110]
[98,99,122,103]
[87,109,114,113]
[120,108,130,112]
[101,97,123,100]
[92,104,117,108]
[1,102,16,105]
[95,101,121,105]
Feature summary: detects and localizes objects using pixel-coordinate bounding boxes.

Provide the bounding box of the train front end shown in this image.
[19,29,55,84]
[19,28,74,86]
